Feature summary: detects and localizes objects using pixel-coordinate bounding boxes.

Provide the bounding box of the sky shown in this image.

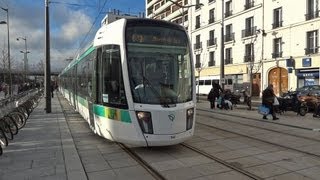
[0,0,145,73]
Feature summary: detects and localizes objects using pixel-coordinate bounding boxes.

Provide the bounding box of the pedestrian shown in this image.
[208,82,223,109]
[262,84,279,120]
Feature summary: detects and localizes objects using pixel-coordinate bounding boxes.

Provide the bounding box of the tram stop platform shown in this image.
[0,92,87,180]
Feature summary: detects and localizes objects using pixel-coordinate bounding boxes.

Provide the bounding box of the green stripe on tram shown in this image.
[93,105,131,123]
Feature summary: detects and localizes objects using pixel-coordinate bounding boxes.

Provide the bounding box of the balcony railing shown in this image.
[244,55,254,62]
[241,26,257,38]
[194,42,202,50]
[208,60,215,66]
[195,62,201,68]
[305,47,319,55]
[207,38,217,46]
[305,11,319,20]
[225,58,233,64]
[224,33,235,42]
[272,21,283,29]
[225,10,233,18]
[244,1,254,10]
[208,17,215,24]
[272,51,283,58]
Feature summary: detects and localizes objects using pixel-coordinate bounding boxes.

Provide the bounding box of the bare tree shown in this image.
[247,32,263,97]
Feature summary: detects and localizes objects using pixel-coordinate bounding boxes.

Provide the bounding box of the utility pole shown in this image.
[45,0,51,113]
[0,7,12,96]
[220,0,225,90]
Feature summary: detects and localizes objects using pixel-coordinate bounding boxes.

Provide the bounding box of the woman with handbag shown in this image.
[262,84,279,120]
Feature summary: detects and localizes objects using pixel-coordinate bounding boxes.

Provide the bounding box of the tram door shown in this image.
[88,48,101,131]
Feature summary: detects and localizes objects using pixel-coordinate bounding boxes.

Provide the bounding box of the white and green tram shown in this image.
[59,18,196,146]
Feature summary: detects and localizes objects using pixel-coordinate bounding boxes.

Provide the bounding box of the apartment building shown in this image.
[146,0,320,96]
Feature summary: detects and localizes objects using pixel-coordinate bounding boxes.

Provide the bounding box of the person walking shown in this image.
[262,84,279,120]
[208,82,223,109]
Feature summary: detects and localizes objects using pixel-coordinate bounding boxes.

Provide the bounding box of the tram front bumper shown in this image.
[144,129,194,146]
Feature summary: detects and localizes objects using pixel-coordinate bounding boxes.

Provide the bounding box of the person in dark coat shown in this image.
[262,84,279,120]
[208,82,223,109]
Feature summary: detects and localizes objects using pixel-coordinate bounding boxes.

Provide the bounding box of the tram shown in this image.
[59,18,196,146]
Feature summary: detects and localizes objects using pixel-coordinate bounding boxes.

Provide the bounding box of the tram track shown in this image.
[195,113,320,159]
[198,108,319,131]
[180,143,262,180]
[118,143,166,180]
[197,108,320,143]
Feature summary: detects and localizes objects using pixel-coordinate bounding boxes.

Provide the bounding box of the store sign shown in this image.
[286,58,295,67]
[302,58,311,67]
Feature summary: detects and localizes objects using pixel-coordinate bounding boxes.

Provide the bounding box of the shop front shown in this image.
[296,68,320,87]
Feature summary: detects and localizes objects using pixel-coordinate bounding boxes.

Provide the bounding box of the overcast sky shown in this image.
[0,0,145,72]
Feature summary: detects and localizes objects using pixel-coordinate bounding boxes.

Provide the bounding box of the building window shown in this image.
[209,8,215,24]
[244,0,254,10]
[225,0,233,17]
[195,54,201,68]
[306,30,319,54]
[306,0,319,20]
[225,48,233,64]
[225,24,234,42]
[194,35,202,49]
[195,15,200,29]
[273,7,283,29]
[208,51,215,66]
[244,43,254,62]
[209,0,215,3]
[196,0,201,10]
[272,38,283,58]
[242,17,256,38]
[207,30,216,46]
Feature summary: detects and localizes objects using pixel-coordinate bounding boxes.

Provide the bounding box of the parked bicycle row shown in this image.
[0,89,43,156]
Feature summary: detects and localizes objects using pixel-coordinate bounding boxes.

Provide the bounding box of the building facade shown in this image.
[146,0,320,96]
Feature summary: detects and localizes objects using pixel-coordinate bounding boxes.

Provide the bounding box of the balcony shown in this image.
[305,47,319,55]
[272,51,283,58]
[225,10,233,18]
[244,55,254,62]
[224,33,235,42]
[241,26,257,38]
[244,1,254,10]
[305,11,319,20]
[225,58,233,64]
[272,21,283,29]
[208,17,215,24]
[194,42,202,50]
[207,38,217,46]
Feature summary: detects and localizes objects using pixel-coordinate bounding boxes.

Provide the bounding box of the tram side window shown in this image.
[100,45,127,108]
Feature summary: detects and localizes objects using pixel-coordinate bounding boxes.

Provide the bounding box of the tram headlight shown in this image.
[136,111,153,134]
[186,108,194,130]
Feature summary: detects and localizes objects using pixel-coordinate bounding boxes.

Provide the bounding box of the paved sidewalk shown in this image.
[0,94,86,180]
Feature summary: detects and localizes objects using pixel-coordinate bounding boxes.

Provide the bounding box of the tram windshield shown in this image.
[126,25,193,105]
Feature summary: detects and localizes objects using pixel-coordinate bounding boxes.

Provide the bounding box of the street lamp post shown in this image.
[0,7,12,96]
[17,37,30,82]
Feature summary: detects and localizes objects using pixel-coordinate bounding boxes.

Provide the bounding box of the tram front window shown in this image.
[126,25,193,104]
